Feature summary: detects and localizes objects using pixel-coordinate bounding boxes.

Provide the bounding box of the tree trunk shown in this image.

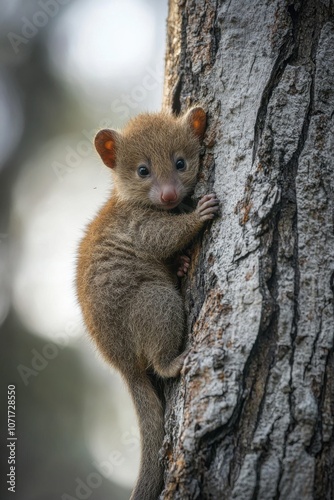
[161,1,334,498]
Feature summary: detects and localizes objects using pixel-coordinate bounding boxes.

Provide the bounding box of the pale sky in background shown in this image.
[48,0,156,89]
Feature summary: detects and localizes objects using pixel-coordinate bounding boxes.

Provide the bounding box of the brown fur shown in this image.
[76,108,218,499]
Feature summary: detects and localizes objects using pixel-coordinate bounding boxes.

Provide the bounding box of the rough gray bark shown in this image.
[161,1,334,499]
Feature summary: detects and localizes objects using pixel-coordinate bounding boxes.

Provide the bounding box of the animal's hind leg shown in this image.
[128,282,188,378]
[154,348,189,378]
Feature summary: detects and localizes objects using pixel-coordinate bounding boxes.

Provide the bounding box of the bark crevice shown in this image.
[162,1,334,498]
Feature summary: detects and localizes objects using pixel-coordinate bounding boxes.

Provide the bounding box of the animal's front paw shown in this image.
[176,254,191,277]
[196,193,219,221]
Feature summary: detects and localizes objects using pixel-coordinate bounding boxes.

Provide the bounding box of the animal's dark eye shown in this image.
[137,165,150,178]
[175,158,186,171]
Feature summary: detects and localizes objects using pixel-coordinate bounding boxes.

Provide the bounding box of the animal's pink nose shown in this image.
[161,188,177,203]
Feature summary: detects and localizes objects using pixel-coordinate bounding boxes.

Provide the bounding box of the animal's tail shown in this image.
[125,369,165,500]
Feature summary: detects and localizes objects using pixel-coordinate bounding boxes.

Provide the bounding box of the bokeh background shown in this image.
[0,1,168,498]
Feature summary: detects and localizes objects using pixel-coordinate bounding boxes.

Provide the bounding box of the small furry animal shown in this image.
[76,107,219,499]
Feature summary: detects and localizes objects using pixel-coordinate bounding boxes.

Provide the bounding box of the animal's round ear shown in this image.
[94,129,120,169]
[184,107,207,140]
